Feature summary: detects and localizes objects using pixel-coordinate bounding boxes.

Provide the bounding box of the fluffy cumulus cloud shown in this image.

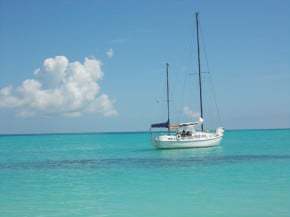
[0,56,117,117]
[106,48,114,58]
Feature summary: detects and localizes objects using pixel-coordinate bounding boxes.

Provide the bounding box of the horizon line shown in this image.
[0,127,289,137]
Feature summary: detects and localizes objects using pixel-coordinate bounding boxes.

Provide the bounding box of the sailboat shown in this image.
[150,12,224,149]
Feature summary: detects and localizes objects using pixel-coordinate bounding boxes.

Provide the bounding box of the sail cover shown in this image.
[151,121,169,128]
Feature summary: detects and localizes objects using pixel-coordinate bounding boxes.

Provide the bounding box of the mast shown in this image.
[150,64,171,131]
[166,63,170,131]
[195,12,204,131]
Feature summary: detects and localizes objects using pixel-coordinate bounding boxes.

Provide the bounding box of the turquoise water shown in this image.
[0,129,289,217]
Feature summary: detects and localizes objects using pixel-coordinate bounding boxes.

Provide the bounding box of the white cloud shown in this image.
[183,106,199,118]
[106,48,114,58]
[0,56,117,117]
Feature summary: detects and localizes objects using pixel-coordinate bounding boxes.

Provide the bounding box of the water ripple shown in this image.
[0,154,290,170]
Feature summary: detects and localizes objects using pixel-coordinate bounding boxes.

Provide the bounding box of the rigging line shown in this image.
[199,21,223,126]
[177,19,196,123]
[169,65,183,123]
[178,65,188,123]
[176,70,185,122]
[209,75,223,125]
[188,15,196,75]
[203,76,215,128]
[158,67,167,118]
[199,22,211,73]
[153,70,164,120]
[169,65,178,123]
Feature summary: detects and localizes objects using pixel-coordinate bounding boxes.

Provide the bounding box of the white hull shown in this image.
[154,133,223,149]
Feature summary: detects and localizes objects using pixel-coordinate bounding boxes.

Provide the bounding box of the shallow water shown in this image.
[0,129,289,217]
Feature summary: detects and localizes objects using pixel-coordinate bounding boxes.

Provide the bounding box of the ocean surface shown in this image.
[0,129,289,217]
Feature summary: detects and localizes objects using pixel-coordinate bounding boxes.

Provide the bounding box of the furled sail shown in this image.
[151,121,169,128]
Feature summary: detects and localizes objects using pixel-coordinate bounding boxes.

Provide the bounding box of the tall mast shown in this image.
[166,63,170,131]
[195,12,204,131]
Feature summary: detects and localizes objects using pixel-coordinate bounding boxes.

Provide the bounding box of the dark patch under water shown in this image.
[1,155,290,170]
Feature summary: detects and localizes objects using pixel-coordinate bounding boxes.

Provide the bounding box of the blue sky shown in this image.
[0,0,289,134]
